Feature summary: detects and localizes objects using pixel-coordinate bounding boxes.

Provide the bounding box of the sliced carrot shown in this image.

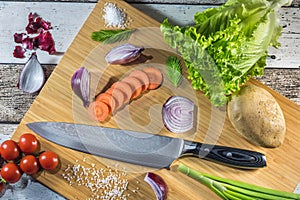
[129,70,150,92]
[95,93,117,114]
[108,82,117,91]
[122,76,143,99]
[88,101,110,122]
[106,84,116,94]
[112,81,133,104]
[106,87,125,110]
[143,67,163,90]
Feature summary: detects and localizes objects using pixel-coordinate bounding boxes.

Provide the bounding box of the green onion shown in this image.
[178,164,300,200]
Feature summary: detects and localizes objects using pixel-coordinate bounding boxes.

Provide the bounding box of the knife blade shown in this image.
[26,122,266,169]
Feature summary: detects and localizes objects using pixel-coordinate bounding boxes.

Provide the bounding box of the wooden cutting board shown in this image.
[11,1,300,199]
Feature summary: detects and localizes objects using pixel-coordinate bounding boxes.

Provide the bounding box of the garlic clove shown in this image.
[18,53,45,93]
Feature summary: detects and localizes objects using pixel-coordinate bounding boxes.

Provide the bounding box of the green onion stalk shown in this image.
[178,164,300,200]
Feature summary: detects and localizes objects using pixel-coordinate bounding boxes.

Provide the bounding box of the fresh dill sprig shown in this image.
[166,56,182,87]
[91,29,135,44]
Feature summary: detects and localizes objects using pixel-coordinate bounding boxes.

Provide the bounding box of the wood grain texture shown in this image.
[7,0,300,6]
[0,0,299,199]
[0,1,299,125]
[7,1,300,199]
[0,2,299,66]
[0,2,95,64]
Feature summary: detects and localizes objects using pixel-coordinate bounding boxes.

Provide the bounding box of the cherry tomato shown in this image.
[20,155,39,175]
[18,133,39,154]
[0,140,20,160]
[0,163,22,183]
[39,151,59,171]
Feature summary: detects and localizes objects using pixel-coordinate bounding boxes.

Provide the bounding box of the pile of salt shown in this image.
[102,3,129,28]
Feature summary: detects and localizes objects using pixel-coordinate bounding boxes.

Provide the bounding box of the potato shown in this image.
[227,84,286,148]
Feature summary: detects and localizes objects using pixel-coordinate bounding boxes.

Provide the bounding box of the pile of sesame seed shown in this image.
[62,158,129,200]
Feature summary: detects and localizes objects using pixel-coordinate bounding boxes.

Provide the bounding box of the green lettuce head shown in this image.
[160,0,292,106]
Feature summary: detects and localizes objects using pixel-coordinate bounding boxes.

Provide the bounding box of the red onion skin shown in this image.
[144,172,168,200]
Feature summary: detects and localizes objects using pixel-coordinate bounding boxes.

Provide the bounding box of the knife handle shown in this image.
[181,141,266,169]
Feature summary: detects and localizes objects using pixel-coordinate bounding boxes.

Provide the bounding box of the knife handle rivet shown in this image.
[226,152,233,158]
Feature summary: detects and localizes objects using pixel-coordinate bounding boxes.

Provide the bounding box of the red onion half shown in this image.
[162,96,195,133]
[144,172,168,200]
[105,43,144,64]
[71,67,90,107]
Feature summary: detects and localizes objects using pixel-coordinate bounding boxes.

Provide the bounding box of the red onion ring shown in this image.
[162,96,195,133]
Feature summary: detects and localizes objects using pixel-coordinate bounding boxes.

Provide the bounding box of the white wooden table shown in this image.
[0,0,299,199]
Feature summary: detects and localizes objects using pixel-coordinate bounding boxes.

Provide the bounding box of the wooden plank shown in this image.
[13,0,300,6]
[0,2,299,68]
[0,1,298,199]
[8,1,300,199]
[0,66,298,124]
[0,2,95,64]
[0,124,18,144]
[0,64,55,122]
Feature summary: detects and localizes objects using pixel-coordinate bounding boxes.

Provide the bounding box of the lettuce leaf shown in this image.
[160,0,291,106]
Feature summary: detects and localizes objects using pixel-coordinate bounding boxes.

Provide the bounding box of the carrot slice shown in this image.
[129,70,150,92]
[112,81,133,103]
[95,93,117,114]
[88,101,110,122]
[122,76,143,99]
[143,67,163,90]
[106,87,125,110]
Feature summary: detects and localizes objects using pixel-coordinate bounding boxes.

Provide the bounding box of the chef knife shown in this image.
[26,122,266,169]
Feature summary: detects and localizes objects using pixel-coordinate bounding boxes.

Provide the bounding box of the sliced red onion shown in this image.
[71,67,90,107]
[105,43,144,64]
[14,33,27,43]
[13,13,56,58]
[22,37,34,50]
[33,30,56,54]
[18,53,45,93]
[13,46,26,58]
[26,12,52,34]
[162,96,195,133]
[144,172,168,200]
